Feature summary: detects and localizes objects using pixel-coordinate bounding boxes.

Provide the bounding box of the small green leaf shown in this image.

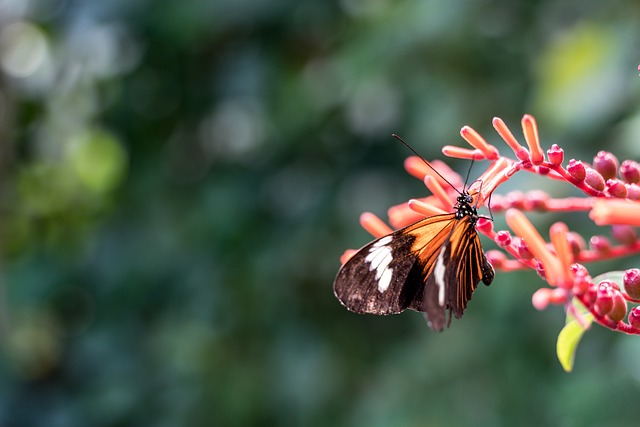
[592,271,625,286]
[557,299,594,372]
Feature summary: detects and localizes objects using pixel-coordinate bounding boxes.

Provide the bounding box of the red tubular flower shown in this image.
[459,126,500,160]
[590,199,640,226]
[505,209,562,286]
[521,115,544,165]
[360,212,393,238]
[493,117,529,161]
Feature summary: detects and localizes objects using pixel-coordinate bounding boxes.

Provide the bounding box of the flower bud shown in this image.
[511,147,528,162]
[589,235,611,253]
[516,237,533,260]
[595,283,614,316]
[606,291,627,323]
[532,288,552,310]
[566,232,586,258]
[628,307,640,330]
[568,265,592,298]
[537,165,550,175]
[570,263,589,278]
[626,183,640,200]
[525,190,549,210]
[593,151,619,181]
[485,250,506,268]
[487,194,508,211]
[567,159,586,181]
[584,167,605,191]
[547,144,564,165]
[611,225,636,245]
[476,217,493,233]
[619,160,640,184]
[572,275,591,295]
[495,230,512,247]
[623,268,640,299]
[605,179,627,198]
[506,191,526,209]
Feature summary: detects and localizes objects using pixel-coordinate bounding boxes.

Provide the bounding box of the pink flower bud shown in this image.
[547,144,564,165]
[620,160,640,184]
[570,263,589,278]
[584,167,605,191]
[495,230,512,247]
[584,285,598,306]
[593,151,619,181]
[516,237,533,260]
[589,235,611,253]
[506,191,526,209]
[605,179,628,198]
[548,288,568,304]
[595,283,614,316]
[488,194,508,211]
[532,288,552,310]
[626,183,640,200]
[572,275,591,295]
[566,232,586,257]
[623,268,640,299]
[569,264,591,295]
[628,307,640,330]
[606,291,627,323]
[515,148,531,162]
[476,217,493,233]
[485,250,506,268]
[537,165,550,175]
[611,225,636,245]
[567,159,586,181]
[525,190,550,210]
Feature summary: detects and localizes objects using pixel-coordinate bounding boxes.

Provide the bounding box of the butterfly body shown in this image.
[333,192,494,331]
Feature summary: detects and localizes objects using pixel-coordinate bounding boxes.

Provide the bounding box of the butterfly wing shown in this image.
[423,215,494,331]
[333,214,457,315]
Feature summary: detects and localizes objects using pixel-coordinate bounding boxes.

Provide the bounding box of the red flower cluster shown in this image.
[344,115,640,336]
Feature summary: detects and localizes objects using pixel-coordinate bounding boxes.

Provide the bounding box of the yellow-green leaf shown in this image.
[557,299,594,372]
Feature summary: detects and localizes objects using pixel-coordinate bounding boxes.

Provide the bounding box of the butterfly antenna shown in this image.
[463,159,475,191]
[486,191,494,221]
[391,134,461,195]
[474,179,494,221]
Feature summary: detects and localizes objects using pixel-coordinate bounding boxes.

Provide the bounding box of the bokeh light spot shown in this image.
[69,130,128,194]
[0,21,48,78]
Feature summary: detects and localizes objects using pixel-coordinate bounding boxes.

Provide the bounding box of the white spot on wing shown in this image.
[364,236,394,293]
[378,268,393,293]
[434,246,447,306]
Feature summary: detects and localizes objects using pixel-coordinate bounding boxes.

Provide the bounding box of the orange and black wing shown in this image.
[423,215,494,331]
[333,214,457,315]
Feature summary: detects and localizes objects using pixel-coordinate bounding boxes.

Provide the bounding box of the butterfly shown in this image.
[333,165,494,331]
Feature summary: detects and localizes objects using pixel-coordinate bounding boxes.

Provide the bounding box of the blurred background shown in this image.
[1,0,640,426]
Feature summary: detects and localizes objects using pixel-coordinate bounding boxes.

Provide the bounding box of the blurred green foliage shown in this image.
[1,0,640,426]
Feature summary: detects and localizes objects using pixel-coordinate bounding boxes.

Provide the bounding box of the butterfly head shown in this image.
[457,192,474,206]
[454,191,478,220]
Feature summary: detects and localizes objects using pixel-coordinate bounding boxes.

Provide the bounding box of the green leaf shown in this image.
[592,271,625,286]
[557,299,594,372]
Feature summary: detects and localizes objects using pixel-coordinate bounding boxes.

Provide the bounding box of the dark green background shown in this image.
[1,1,640,426]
